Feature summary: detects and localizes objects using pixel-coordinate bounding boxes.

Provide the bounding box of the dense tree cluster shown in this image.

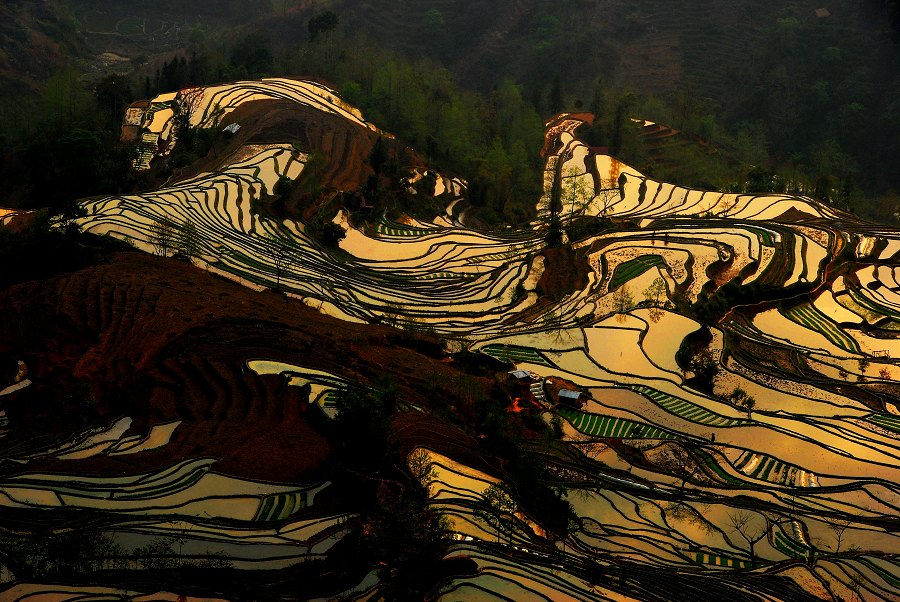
[286,29,546,224]
[6,3,900,223]
[310,1,900,221]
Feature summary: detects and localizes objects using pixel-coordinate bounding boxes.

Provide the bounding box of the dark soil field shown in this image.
[0,251,493,485]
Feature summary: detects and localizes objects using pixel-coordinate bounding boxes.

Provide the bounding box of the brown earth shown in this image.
[536,246,592,300]
[393,412,502,478]
[0,251,493,484]
[172,98,424,220]
[541,112,592,159]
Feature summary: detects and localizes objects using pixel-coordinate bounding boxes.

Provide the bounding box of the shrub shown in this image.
[318,221,346,247]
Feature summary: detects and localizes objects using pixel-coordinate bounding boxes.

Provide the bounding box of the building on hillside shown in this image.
[558,389,583,407]
[508,370,532,381]
[121,101,150,143]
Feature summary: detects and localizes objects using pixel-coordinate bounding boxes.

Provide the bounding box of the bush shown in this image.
[273,174,295,198]
[0,217,131,289]
[363,481,451,601]
[318,222,347,248]
[333,381,396,467]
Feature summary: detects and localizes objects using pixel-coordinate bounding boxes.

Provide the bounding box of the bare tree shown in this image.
[612,285,635,322]
[176,218,200,263]
[542,306,575,344]
[570,429,608,461]
[613,286,633,311]
[563,167,591,217]
[475,483,518,544]
[666,501,716,535]
[728,387,756,419]
[743,396,756,419]
[728,510,768,565]
[173,86,205,136]
[643,277,668,323]
[596,177,619,218]
[263,233,294,291]
[654,442,704,494]
[643,277,668,306]
[858,357,870,374]
[826,518,851,554]
[407,448,439,497]
[149,216,177,256]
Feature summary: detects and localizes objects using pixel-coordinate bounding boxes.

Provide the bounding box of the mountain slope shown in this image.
[3,78,900,600]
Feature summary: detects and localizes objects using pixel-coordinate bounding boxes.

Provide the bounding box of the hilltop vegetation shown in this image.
[2,0,900,224]
[290,0,900,219]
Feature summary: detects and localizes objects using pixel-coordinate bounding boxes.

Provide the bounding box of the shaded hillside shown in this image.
[2,5,900,594]
[173,98,424,220]
[62,0,275,55]
[39,77,900,600]
[0,251,491,483]
[281,0,898,104]
[269,0,900,210]
[0,1,84,117]
[4,0,899,220]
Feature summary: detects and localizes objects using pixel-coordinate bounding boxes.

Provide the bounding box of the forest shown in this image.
[1,1,900,224]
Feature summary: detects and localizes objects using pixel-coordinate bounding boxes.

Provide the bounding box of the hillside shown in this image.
[278,0,897,98]
[3,77,900,599]
[0,2,84,114]
[268,0,900,212]
[2,0,898,224]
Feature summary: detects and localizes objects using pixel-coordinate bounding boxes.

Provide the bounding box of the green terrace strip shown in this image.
[745,225,780,247]
[858,557,900,589]
[755,233,794,286]
[558,406,677,439]
[693,449,745,485]
[113,462,207,500]
[630,385,745,427]
[773,528,812,560]
[868,413,900,434]
[375,221,442,237]
[417,271,461,280]
[722,317,770,345]
[5,458,216,501]
[845,283,900,322]
[608,254,667,291]
[834,288,882,323]
[317,390,339,417]
[254,491,308,522]
[781,303,861,353]
[691,550,752,570]
[732,451,807,487]
[253,481,331,522]
[480,344,552,367]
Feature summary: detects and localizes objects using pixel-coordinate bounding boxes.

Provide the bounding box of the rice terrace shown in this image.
[2,1,900,600]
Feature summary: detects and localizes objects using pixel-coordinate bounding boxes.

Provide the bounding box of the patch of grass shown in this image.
[608,254,666,291]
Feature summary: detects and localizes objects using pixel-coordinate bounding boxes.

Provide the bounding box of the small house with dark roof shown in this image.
[508,370,532,381]
[558,389,583,406]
